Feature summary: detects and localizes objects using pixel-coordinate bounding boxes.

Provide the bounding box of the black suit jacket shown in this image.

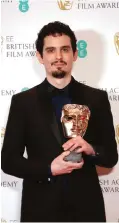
[1,77,118,222]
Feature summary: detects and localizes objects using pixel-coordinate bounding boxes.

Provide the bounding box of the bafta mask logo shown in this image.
[114,32,119,55]
[57,0,73,10]
[1,36,3,45]
[1,127,5,139]
[1,36,4,53]
[1,219,7,223]
[1,127,5,146]
[115,125,119,144]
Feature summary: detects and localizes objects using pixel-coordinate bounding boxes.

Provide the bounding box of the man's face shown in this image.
[37,34,77,79]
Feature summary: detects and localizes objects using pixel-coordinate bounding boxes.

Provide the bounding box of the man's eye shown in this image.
[47,49,54,53]
[62,48,69,52]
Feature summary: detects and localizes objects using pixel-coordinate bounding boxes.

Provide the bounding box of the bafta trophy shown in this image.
[61,104,90,162]
[57,0,73,10]
[114,32,119,55]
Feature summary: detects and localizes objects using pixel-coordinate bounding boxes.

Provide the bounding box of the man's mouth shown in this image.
[54,63,65,66]
[51,61,67,66]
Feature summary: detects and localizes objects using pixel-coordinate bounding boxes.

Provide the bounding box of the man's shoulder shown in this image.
[14,85,38,98]
[75,81,108,105]
[13,82,43,101]
[78,81,106,97]
[10,83,43,108]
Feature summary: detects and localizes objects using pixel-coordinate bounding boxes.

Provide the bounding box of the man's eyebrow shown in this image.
[61,45,71,48]
[44,47,55,51]
[44,45,71,51]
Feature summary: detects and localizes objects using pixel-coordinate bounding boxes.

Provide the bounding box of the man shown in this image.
[1,21,118,222]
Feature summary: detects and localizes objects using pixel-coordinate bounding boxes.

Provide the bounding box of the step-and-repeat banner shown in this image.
[1,0,119,222]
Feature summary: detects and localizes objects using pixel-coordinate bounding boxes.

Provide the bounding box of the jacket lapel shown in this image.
[68,79,93,141]
[36,80,62,147]
[69,77,85,105]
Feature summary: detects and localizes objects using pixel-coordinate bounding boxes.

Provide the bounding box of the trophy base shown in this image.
[64,149,82,163]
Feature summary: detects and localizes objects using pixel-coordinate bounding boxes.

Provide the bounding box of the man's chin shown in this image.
[52,71,66,79]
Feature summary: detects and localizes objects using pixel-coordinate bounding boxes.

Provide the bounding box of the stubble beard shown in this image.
[52,68,66,79]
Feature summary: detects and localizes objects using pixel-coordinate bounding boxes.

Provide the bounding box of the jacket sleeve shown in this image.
[88,91,118,168]
[1,95,51,181]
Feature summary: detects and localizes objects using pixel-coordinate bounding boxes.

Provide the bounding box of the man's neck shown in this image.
[46,75,72,89]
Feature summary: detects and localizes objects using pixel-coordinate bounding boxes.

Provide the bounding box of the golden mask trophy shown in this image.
[114,32,119,55]
[61,104,90,162]
[57,0,73,10]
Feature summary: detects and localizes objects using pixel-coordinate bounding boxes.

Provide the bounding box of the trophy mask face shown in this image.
[61,104,90,138]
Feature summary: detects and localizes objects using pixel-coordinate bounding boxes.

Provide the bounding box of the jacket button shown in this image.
[38,181,42,183]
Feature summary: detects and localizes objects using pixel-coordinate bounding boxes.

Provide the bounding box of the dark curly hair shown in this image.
[35,21,77,57]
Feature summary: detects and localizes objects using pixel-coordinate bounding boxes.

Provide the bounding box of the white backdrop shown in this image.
[1,0,119,222]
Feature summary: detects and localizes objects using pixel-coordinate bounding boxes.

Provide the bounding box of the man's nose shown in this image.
[55,50,62,60]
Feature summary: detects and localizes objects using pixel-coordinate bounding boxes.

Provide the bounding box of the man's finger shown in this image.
[75,147,83,153]
[61,151,71,158]
[69,159,84,169]
[69,143,80,151]
[62,142,75,150]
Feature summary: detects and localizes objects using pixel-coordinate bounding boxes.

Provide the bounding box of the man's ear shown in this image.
[36,51,44,64]
[73,50,78,62]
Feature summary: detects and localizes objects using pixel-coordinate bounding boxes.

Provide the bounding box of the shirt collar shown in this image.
[44,76,75,97]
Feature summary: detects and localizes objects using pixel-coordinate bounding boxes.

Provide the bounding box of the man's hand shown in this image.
[62,136,95,156]
[51,151,84,176]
